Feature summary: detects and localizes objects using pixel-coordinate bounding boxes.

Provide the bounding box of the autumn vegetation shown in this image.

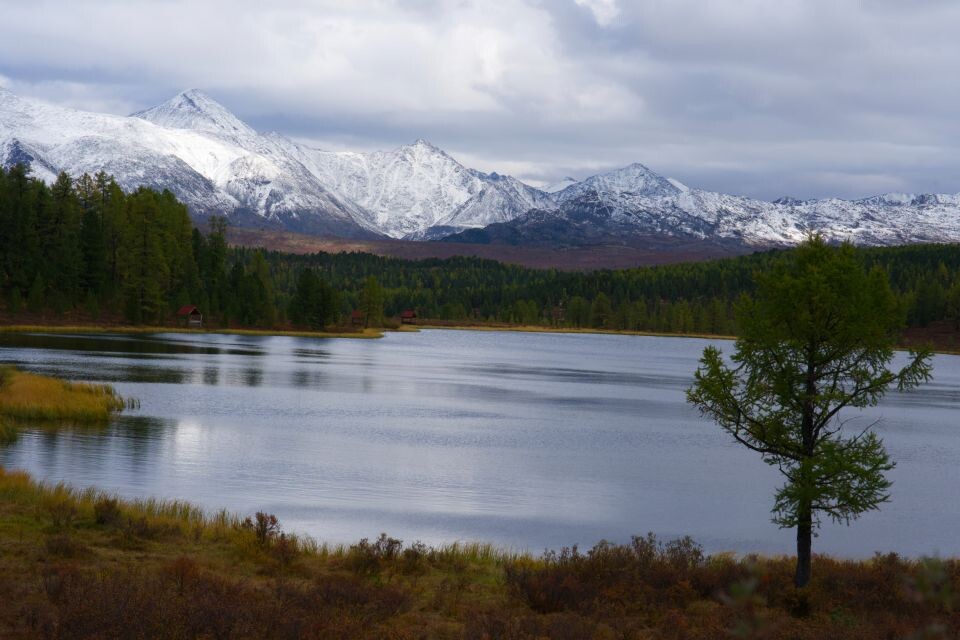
[0,366,130,445]
[0,466,954,638]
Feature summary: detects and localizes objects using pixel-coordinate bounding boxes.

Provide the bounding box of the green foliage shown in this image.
[359,275,384,327]
[27,274,44,313]
[590,292,612,328]
[687,236,933,588]
[6,287,21,314]
[7,164,960,337]
[288,268,339,329]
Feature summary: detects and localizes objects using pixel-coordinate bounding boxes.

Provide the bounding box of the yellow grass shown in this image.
[416,322,737,341]
[0,366,127,422]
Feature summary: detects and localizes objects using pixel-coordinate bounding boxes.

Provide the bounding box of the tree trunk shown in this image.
[794,504,812,588]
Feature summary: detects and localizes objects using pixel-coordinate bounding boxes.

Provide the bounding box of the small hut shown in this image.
[400,309,418,325]
[176,305,203,328]
[350,309,365,326]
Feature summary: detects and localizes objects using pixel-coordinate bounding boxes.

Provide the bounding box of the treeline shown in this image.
[4,164,960,334]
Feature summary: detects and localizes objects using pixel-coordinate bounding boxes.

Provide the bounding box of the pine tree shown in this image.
[359,275,384,328]
[687,236,932,588]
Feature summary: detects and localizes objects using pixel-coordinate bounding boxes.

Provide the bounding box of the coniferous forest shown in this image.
[3,164,960,336]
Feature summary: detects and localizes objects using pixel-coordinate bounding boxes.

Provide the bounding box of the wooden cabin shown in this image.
[350,309,365,326]
[400,309,417,325]
[176,305,203,328]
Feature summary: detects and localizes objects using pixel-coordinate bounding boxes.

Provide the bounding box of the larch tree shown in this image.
[686,236,932,588]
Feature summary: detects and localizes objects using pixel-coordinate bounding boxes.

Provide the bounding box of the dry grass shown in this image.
[0,466,957,638]
[417,322,736,341]
[0,367,127,422]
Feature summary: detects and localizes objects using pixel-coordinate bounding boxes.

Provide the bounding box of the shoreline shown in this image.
[413,322,736,341]
[0,465,953,636]
[2,321,954,357]
[0,323,386,340]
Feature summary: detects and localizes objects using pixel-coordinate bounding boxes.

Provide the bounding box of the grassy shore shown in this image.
[0,323,385,339]
[0,466,955,638]
[414,322,736,341]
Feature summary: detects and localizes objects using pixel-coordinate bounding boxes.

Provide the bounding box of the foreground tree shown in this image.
[687,236,932,588]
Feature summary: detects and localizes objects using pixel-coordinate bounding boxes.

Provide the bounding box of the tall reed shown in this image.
[0,366,127,422]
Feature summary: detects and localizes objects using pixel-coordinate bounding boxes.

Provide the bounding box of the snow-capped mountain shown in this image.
[413,172,557,240]
[443,162,960,248]
[0,87,378,237]
[131,89,259,144]
[0,88,551,240]
[287,139,485,238]
[6,86,960,250]
[288,139,557,239]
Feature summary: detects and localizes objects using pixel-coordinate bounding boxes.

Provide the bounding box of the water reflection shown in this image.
[1,330,959,558]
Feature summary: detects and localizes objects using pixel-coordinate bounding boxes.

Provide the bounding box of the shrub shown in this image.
[93,497,123,527]
[242,511,280,547]
[44,496,78,531]
[345,533,403,577]
[44,534,89,558]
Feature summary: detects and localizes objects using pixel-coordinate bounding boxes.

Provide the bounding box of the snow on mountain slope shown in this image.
[427,172,556,235]
[451,162,960,248]
[0,87,550,239]
[279,137,560,238]
[1,138,58,183]
[7,86,960,248]
[0,88,378,237]
[290,139,489,238]
[131,89,258,143]
[542,177,579,193]
[556,163,683,204]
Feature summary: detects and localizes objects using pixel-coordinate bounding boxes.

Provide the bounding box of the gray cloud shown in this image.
[1,0,959,199]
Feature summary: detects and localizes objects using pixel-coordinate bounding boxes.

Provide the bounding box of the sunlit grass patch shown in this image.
[0,366,128,422]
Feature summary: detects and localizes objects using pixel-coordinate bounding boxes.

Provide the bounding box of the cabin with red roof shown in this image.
[400,309,417,325]
[176,305,203,328]
[350,309,365,326]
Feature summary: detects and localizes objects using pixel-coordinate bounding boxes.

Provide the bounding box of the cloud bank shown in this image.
[1,0,959,199]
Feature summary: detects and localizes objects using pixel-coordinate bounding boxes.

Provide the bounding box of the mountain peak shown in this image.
[131,89,256,138]
[560,161,681,200]
[409,138,444,152]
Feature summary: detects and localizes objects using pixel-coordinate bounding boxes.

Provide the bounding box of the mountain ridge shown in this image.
[4,88,960,249]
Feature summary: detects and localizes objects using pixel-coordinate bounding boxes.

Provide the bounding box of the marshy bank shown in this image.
[0,366,132,445]
[0,467,956,638]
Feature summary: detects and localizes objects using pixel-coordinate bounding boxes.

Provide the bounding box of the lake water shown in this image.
[1,329,958,557]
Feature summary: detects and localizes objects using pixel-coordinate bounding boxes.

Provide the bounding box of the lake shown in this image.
[1,329,957,557]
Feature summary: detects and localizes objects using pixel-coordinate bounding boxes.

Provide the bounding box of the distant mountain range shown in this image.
[4,87,960,249]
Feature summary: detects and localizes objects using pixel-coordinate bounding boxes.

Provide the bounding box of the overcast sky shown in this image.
[1,0,958,199]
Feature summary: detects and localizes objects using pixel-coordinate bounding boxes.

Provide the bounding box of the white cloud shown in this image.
[573,0,619,26]
[1,0,959,198]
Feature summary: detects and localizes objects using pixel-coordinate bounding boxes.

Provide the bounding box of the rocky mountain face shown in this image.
[444,163,960,248]
[5,87,960,250]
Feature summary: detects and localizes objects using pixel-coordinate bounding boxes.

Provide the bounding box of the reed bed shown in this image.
[0,366,127,422]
